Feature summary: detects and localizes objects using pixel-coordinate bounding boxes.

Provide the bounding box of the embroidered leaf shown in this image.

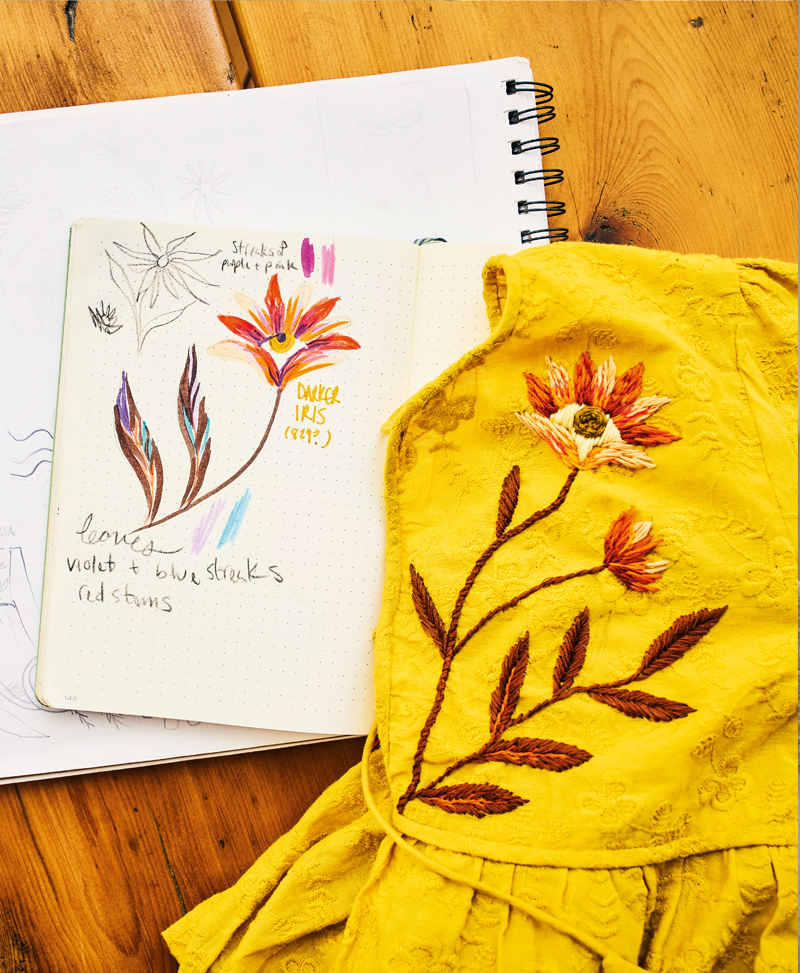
[587,687,696,722]
[489,634,529,736]
[552,607,590,694]
[495,465,521,536]
[477,736,592,772]
[409,564,446,657]
[178,345,212,509]
[416,782,527,818]
[113,372,164,526]
[634,607,728,680]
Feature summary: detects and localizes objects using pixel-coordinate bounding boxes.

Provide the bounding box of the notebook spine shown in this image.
[506,79,568,244]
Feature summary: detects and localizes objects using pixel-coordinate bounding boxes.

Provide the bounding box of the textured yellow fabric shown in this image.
[164,243,798,972]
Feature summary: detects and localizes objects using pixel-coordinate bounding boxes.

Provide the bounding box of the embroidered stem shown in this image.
[445,467,578,657]
[397,468,580,814]
[137,387,283,531]
[454,564,605,654]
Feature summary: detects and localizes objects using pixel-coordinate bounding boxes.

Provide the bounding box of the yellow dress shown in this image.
[164,243,798,973]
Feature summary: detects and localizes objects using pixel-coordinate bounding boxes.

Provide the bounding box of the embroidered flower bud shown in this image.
[603,508,670,592]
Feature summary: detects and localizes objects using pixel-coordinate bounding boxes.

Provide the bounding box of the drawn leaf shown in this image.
[140,304,193,351]
[114,372,163,526]
[106,250,136,303]
[178,345,212,509]
[489,634,529,735]
[416,782,527,817]
[477,736,592,771]
[495,465,521,536]
[552,607,590,694]
[587,687,696,722]
[409,565,446,657]
[635,607,728,680]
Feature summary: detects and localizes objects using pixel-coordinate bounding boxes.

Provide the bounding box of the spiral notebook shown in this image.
[1,57,566,778]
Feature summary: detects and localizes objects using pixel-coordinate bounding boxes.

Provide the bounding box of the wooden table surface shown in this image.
[0,3,796,971]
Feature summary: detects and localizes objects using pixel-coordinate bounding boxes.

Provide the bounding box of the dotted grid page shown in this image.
[36,219,420,735]
[408,242,525,396]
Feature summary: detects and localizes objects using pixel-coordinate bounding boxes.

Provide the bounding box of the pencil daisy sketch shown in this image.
[106,222,220,352]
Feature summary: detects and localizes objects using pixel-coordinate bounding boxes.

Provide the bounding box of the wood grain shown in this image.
[231,0,798,261]
[0,0,239,113]
[0,738,363,972]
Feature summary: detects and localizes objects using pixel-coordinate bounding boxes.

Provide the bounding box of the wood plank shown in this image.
[0,738,363,972]
[231,0,798,261]
[0,0,239,113]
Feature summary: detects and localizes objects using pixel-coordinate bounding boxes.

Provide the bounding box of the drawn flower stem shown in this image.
[137,388,283,532]
[398,467,580,812]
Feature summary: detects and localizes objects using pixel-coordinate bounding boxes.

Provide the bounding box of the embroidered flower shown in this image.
[603,508,670,592]
[210,274,360,390]
[515,353,679,469]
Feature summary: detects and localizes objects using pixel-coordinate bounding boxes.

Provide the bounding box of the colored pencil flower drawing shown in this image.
[106,223,220,352]
[114,276,360,532]
[209,274,359,390]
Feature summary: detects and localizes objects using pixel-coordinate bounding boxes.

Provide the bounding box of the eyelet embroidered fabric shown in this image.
[164,243,798,973]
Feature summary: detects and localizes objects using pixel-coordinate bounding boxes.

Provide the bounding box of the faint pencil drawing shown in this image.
[0,545,48,737]
[81,135,168,218]
[89,301,121,334]
[177,162,231,222]
[8,428,53,485]
[0,185,30,254]
[106,222,220,351]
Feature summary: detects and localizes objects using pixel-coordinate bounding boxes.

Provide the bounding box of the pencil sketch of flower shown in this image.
[89,301,121,334]
[106,222,221,352]
[177,162,231,222]
[0,185,29,254]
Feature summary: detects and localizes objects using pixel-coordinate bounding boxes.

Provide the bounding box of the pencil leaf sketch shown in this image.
[106,223,220,351]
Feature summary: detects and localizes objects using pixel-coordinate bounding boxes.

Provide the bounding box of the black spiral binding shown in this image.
[507,79,568,244]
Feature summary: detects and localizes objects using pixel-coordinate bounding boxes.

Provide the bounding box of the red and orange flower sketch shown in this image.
[516,353,679,470]
[118,275,360,533]
[210,274,360,390]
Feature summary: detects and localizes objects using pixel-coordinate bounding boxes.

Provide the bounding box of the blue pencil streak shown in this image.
[9,447,53,464]
[217,489,251,548]
[10,458,52,478]
[8,428,54,442]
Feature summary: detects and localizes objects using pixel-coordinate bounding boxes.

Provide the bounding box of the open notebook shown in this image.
[35,219,523,733]
[0,56,557,779]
